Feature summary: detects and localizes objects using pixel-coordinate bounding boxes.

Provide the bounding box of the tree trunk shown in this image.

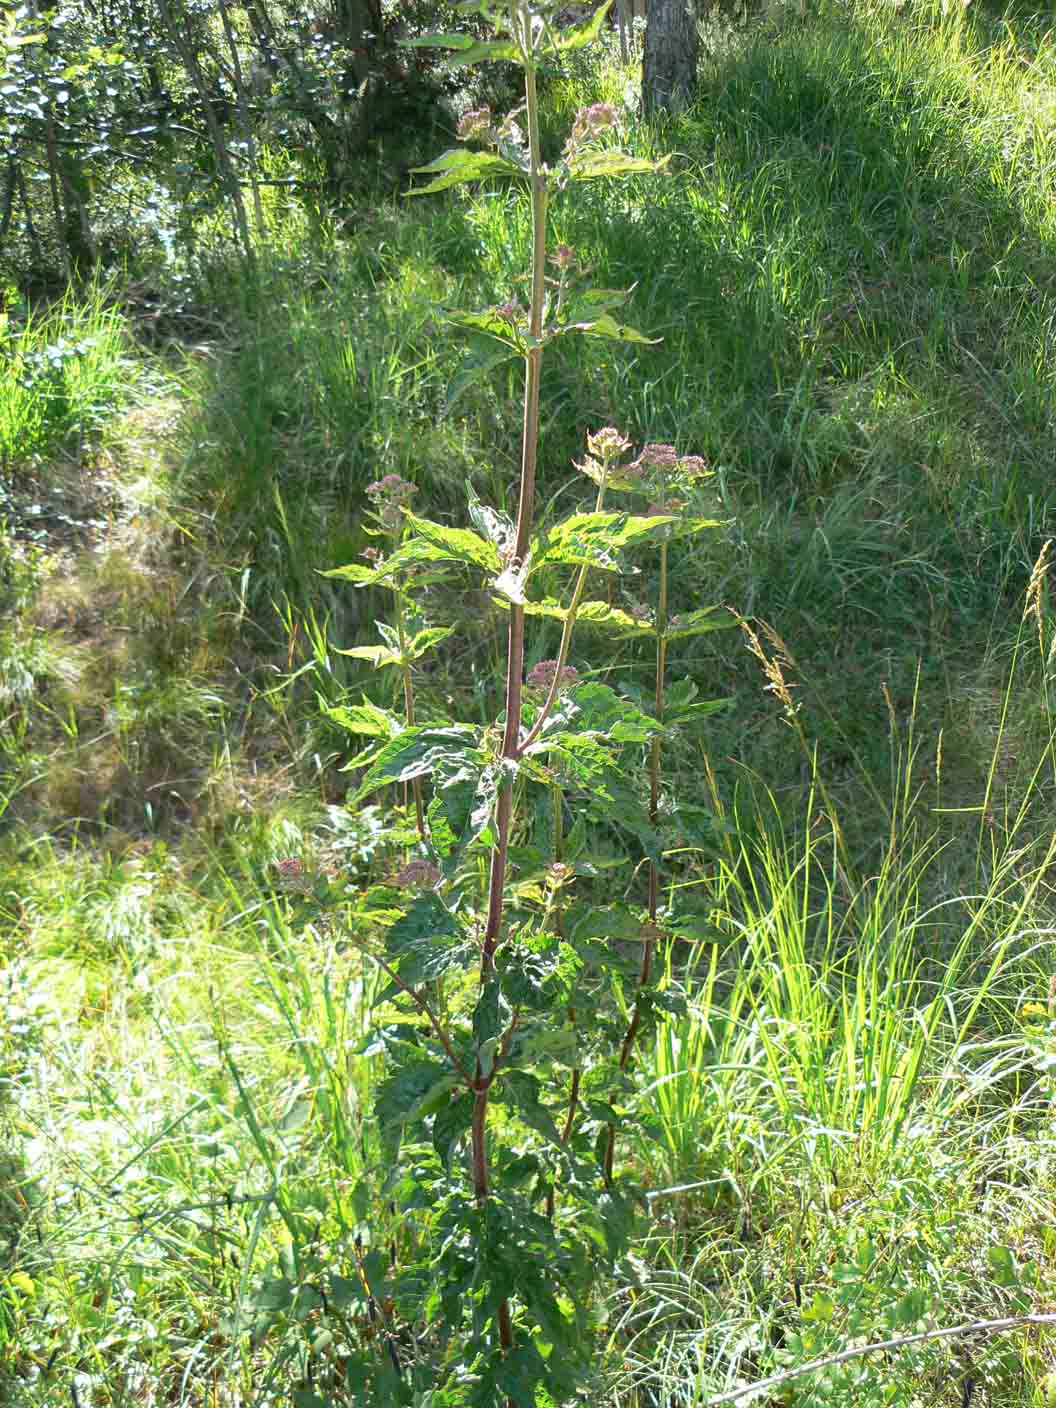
[642,0,698,117]
[334,0,381,86]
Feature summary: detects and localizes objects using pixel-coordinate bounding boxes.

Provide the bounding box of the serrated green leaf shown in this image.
[570,681,662,743]
[447,38,521,66]
[498,1070,560,1143]
[496,595,652,634]
[408,147,525,195]
[665,516,726,544]
[432,1090,474,1171]
[327,1273,366,1311]
[666,605,732,639]
[553,0,612,51]
[349,725,478,802]
[448,307,525,349]
[404,514,501,571]
[336,643,402,667]
[667,699,729,729]
[321,699,401,739]
[386,894,471,984]
[515,1025,579,1068]
[557,311,657,345]
[473,979,511,1078]
[376,1056,453,1130]
[448,337,519,410]
[566,150,669,181]
[408,625,455,659]
[533,512,675,572]
[318,561,378,585]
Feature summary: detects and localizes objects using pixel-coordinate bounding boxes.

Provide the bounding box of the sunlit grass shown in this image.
[5,0,1056,1402]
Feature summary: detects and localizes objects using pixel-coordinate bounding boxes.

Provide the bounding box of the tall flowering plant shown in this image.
[321,5,726,1403]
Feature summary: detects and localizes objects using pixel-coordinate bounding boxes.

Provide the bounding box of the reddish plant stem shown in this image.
[474,51,548,1384]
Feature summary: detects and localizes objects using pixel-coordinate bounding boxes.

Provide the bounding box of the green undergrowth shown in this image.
[5,767,1056,1404]
[163,0,1056,844]
[4,0,1056,1403]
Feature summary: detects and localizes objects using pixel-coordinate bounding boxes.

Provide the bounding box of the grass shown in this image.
[4,0,1056,1402]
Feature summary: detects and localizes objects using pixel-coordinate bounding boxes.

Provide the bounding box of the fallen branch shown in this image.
[706,1312,1056,1407]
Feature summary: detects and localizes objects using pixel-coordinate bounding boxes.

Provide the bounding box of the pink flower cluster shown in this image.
[366,474,417,503]
[457,107,494,142]
[568,102,618,148]
[366,474,417,529]
[393,859,441,890]
[526,659,580,694]
[276,857,312,894]
[587,427,632,462]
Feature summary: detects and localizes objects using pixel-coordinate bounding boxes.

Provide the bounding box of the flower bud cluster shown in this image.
[276,857,313,894]
[566,102,618,154]
[457,106,494,142]
[366,473,418,529]
[393,858,441,890]
[526,659,580,694]
[495,299,523,326]
[587,426,632,462]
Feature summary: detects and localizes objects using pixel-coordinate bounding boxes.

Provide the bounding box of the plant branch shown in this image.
[358,945,472,1088]
[605,539,669,1184]
[519,474,608,755]
[705,1313,1056,1407]
[393,583,427,844]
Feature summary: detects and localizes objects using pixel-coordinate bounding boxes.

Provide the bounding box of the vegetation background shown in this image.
[5,0,1056,1402]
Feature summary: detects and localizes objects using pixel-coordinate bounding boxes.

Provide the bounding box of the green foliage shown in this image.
[10,3,1056,1407]
[0,286,131,471]
[315,5,725,1401]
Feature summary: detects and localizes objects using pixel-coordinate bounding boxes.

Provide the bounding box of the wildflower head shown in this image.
[587,426,633,463]
[633,443,680,472]
[678,454,710,479]
[551,244,576,272]
[276,857,311,893]
[546,861,574,890]
[526,659,580,695]
[366,473,417,503]
[366,474,417,530]
[458,107,494,142]
[568,102,618,147]
[495,299,522,325]
[393,859,440,890]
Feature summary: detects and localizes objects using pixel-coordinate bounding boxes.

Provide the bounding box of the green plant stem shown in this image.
[648,540,668,926]
[604,539,668,1186]
[475,40,547,1378]
[546,781,579,1220]
[519,473,608,756]
[393,582,427,845]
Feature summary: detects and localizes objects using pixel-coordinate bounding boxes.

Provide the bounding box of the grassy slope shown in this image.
[4,3,1056,1404]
